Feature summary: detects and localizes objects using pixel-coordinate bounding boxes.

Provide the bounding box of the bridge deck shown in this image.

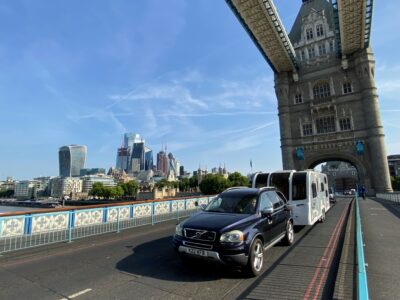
[0,199,352,300]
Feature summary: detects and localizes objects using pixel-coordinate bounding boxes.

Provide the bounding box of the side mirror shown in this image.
[261,207,274,217]
[195,201,199,207]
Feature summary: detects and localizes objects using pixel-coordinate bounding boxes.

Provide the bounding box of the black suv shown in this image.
[172,187,294,276]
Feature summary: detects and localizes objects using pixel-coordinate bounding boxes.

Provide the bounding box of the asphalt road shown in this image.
[0,199,350,300]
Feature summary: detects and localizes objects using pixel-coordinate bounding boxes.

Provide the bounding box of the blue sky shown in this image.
[0,1,399,180]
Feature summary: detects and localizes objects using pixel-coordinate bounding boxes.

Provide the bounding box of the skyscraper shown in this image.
[116,133,150,173]
[124,133,143,149]
[157,150,168,176]
[145,146,153,171]
[59,145,87,177]
[116,147,130,171]
[130,142,145,173]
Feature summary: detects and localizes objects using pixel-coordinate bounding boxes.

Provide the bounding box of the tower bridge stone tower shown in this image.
[227,0,392,194]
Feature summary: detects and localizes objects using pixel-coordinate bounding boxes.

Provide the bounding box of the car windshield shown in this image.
[205,194,257,214]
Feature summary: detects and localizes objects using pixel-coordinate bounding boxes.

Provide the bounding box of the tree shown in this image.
[199,174,230,195]
[119,180,139,197]
[179,178,190,192]
[0,189,14,198]
[392,177,400,191]
[155,179,169,189]
[189,175,198,189]
[228,172,249,187]
[109,186,124,199]
[89,182,105,197]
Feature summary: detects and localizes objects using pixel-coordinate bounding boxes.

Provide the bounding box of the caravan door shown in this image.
[290,172,311,225]
[309,172,321,224]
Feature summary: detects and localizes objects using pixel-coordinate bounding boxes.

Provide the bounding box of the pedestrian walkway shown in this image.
[360,197,400,299]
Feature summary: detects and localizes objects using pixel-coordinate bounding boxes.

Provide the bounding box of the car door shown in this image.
[267,191,287,239]
[258,192,274,245]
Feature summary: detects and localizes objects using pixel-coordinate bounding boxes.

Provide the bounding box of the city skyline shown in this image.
[1,1,399,180]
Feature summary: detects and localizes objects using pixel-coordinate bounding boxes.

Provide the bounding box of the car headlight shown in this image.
[175,223,183,236]
[220,230,244,243]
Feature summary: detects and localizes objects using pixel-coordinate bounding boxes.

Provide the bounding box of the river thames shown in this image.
[0,206,40,214]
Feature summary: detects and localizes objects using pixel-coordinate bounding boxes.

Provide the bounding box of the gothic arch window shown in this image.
[329,40,335,52]
[318,43,327,55]
[339,117,352,131]
[342,82,353,94]
[313,82,331,99]
[306,28,314,40]
[308,46,316,59]
[295,93,303,104]
[316,24,324,37]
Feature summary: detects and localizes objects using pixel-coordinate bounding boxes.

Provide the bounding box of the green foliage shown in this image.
[89,182,105,197]
[392,176,400,191]
[89,180,138,199]
[228,172,249,187]
[179,178,190,191]
[0,189,14,198]
[119,180,139,196]
[199,174,230,195]
[155,179,179,189]
[189,175,198,188]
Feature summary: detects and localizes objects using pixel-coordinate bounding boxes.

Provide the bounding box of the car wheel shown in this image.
[282,221,294,245]
[320,209,326,223]
[244,238,264,277]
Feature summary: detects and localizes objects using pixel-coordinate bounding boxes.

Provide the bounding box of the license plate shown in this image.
[186,247,207,257]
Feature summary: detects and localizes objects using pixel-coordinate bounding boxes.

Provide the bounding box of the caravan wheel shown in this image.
[320,209,326,223]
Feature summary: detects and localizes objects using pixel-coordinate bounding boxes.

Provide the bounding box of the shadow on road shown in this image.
[370,197,400,219]
[116,236,246,282]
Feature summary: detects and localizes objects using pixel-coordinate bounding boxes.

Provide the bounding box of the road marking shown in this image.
[59,288,92,300]
[303,203,349,300]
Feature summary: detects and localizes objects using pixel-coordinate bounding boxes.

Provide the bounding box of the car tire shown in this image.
[320,209,326,223]
[244,238,264,277]
[282,221,294,245]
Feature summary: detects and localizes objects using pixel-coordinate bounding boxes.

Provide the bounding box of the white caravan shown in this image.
[252,170,330,226]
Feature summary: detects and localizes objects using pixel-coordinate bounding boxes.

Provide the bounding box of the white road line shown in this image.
[59,288,92,300]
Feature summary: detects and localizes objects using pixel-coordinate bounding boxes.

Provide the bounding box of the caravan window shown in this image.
[320,182,325,192]
[292,172,307,200]
[254,173,269,188]
[269,173,290,200]
[312,183,317,198]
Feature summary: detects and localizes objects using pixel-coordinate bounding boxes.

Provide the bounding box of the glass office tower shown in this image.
[59,145,87,177]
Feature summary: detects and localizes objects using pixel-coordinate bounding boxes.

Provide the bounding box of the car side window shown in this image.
[259,193,273,211]
[276,191,287,204]
[267,191,283,209]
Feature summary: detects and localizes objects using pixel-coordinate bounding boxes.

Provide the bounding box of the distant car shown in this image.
[329,193,336,203]
[350,189,356,195]
[172,187,294,277]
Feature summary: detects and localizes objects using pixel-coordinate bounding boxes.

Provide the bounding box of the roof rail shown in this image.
[224,186,250,191]
[259,186,276,191]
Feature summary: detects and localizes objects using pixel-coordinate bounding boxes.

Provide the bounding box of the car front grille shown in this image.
[182,240,213,250]
[184,228,216,242]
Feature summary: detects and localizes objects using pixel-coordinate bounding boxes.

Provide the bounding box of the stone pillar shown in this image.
[275,72,295,170]
[356,49,392,193]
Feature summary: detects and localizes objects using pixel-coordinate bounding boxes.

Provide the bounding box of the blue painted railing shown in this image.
[355,192,369,299]
[376,192,400,204]
[0,196,214,253]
